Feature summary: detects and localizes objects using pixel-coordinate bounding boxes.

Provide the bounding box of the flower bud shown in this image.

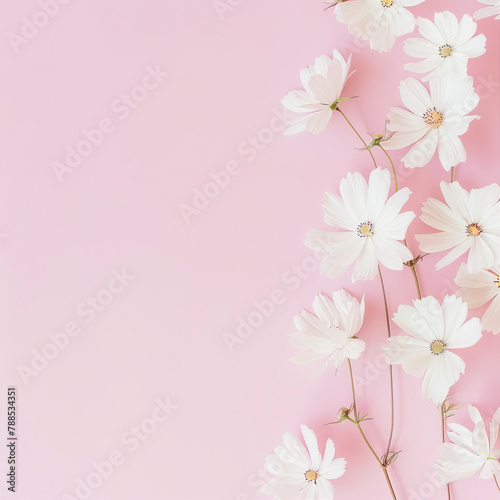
[337,407,351,421]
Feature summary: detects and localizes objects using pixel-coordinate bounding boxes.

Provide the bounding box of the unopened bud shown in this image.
[337,407,351,421]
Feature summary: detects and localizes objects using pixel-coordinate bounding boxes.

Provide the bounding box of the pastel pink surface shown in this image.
[0,1,499,499]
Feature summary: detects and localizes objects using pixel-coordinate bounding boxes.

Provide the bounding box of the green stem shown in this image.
[378,267,395,463]
[347,360,398,500]
[336,108,377,169]
[378,145,399,191]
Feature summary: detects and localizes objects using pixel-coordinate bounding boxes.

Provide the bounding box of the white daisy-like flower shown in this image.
[383,295,482,405]
[404,11,486,81]
[262,424,346,500]
[304,167,414,282]
[281,50,353,135]
[290,290,366,372]
[383,76,480,170]
[335,0,425,54]
[435,405,500,482]
[416,181,500,274]
[474,0,500,21]
[455,263,500,334]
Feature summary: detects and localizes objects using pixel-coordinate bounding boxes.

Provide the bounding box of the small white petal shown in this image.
[400,77,433,115]
[422,351,464,405]
[482,295,500,334]
[402,130,438,168]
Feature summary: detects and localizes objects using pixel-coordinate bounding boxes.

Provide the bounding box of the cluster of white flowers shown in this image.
[263,1,500,498]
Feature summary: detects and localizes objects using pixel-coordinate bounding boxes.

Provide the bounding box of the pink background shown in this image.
[0,1,499,499]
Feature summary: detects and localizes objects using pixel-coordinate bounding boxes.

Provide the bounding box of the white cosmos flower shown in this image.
[404,11,486,81]
[290,290,366,372]
[383,76,480,170]
[474,0,500,20]
[416,181,500,274]
[304,167,414,282]
[281,51,353,135]
[435,405,500,482]
[262,424,346,500]
[335,0,425,53]
[455,263,500,334]
[383,295,482,405]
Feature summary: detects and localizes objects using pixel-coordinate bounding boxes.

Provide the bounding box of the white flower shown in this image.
[281,51,353,135]
[416,181,500,274]
[335,0,425,53]
[262,425,346,500]
[435,405,500,482]
[455,263,500,334]
[290,290,366,372]
[404,12,486,81]
[384,76,480,170]
[474,0,500,21]
[304,167,414,282]
[383,295,482,405]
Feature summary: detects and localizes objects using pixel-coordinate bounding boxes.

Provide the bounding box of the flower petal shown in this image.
[301,425,321,471]
[421,351,465,404]
[402,129,438,168]
[399,77,433,115]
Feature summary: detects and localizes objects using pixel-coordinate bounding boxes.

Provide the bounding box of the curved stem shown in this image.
[494,475,500,493]
[347,360,380,465]
[441,401,452,500]
[347,360,398,499]
[378,145,399,191]
[377,147,423,300]
[378,267,395,462]
[336,108,377,169]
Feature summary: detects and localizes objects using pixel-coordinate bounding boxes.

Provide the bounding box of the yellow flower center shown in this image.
[381,0,393,6]
[466,223,482,237]
[305,470,318,482]
[430,340,446,355]
[423,108,444,129]
[357,222,374,238]
[439,45,453,57]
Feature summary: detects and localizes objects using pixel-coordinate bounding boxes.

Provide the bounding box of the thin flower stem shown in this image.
[376,147,423,300]
[378,145,399,191]
[347,359,358,414]
[450,166,455,183]
[347,361,380,464]
[378,266,395,461]
[408,258,423,300]
[494,475,500,493]
[382,467,398,500]
[336,108,378,169]
[347,360,398,500]
[441,401,452,500]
